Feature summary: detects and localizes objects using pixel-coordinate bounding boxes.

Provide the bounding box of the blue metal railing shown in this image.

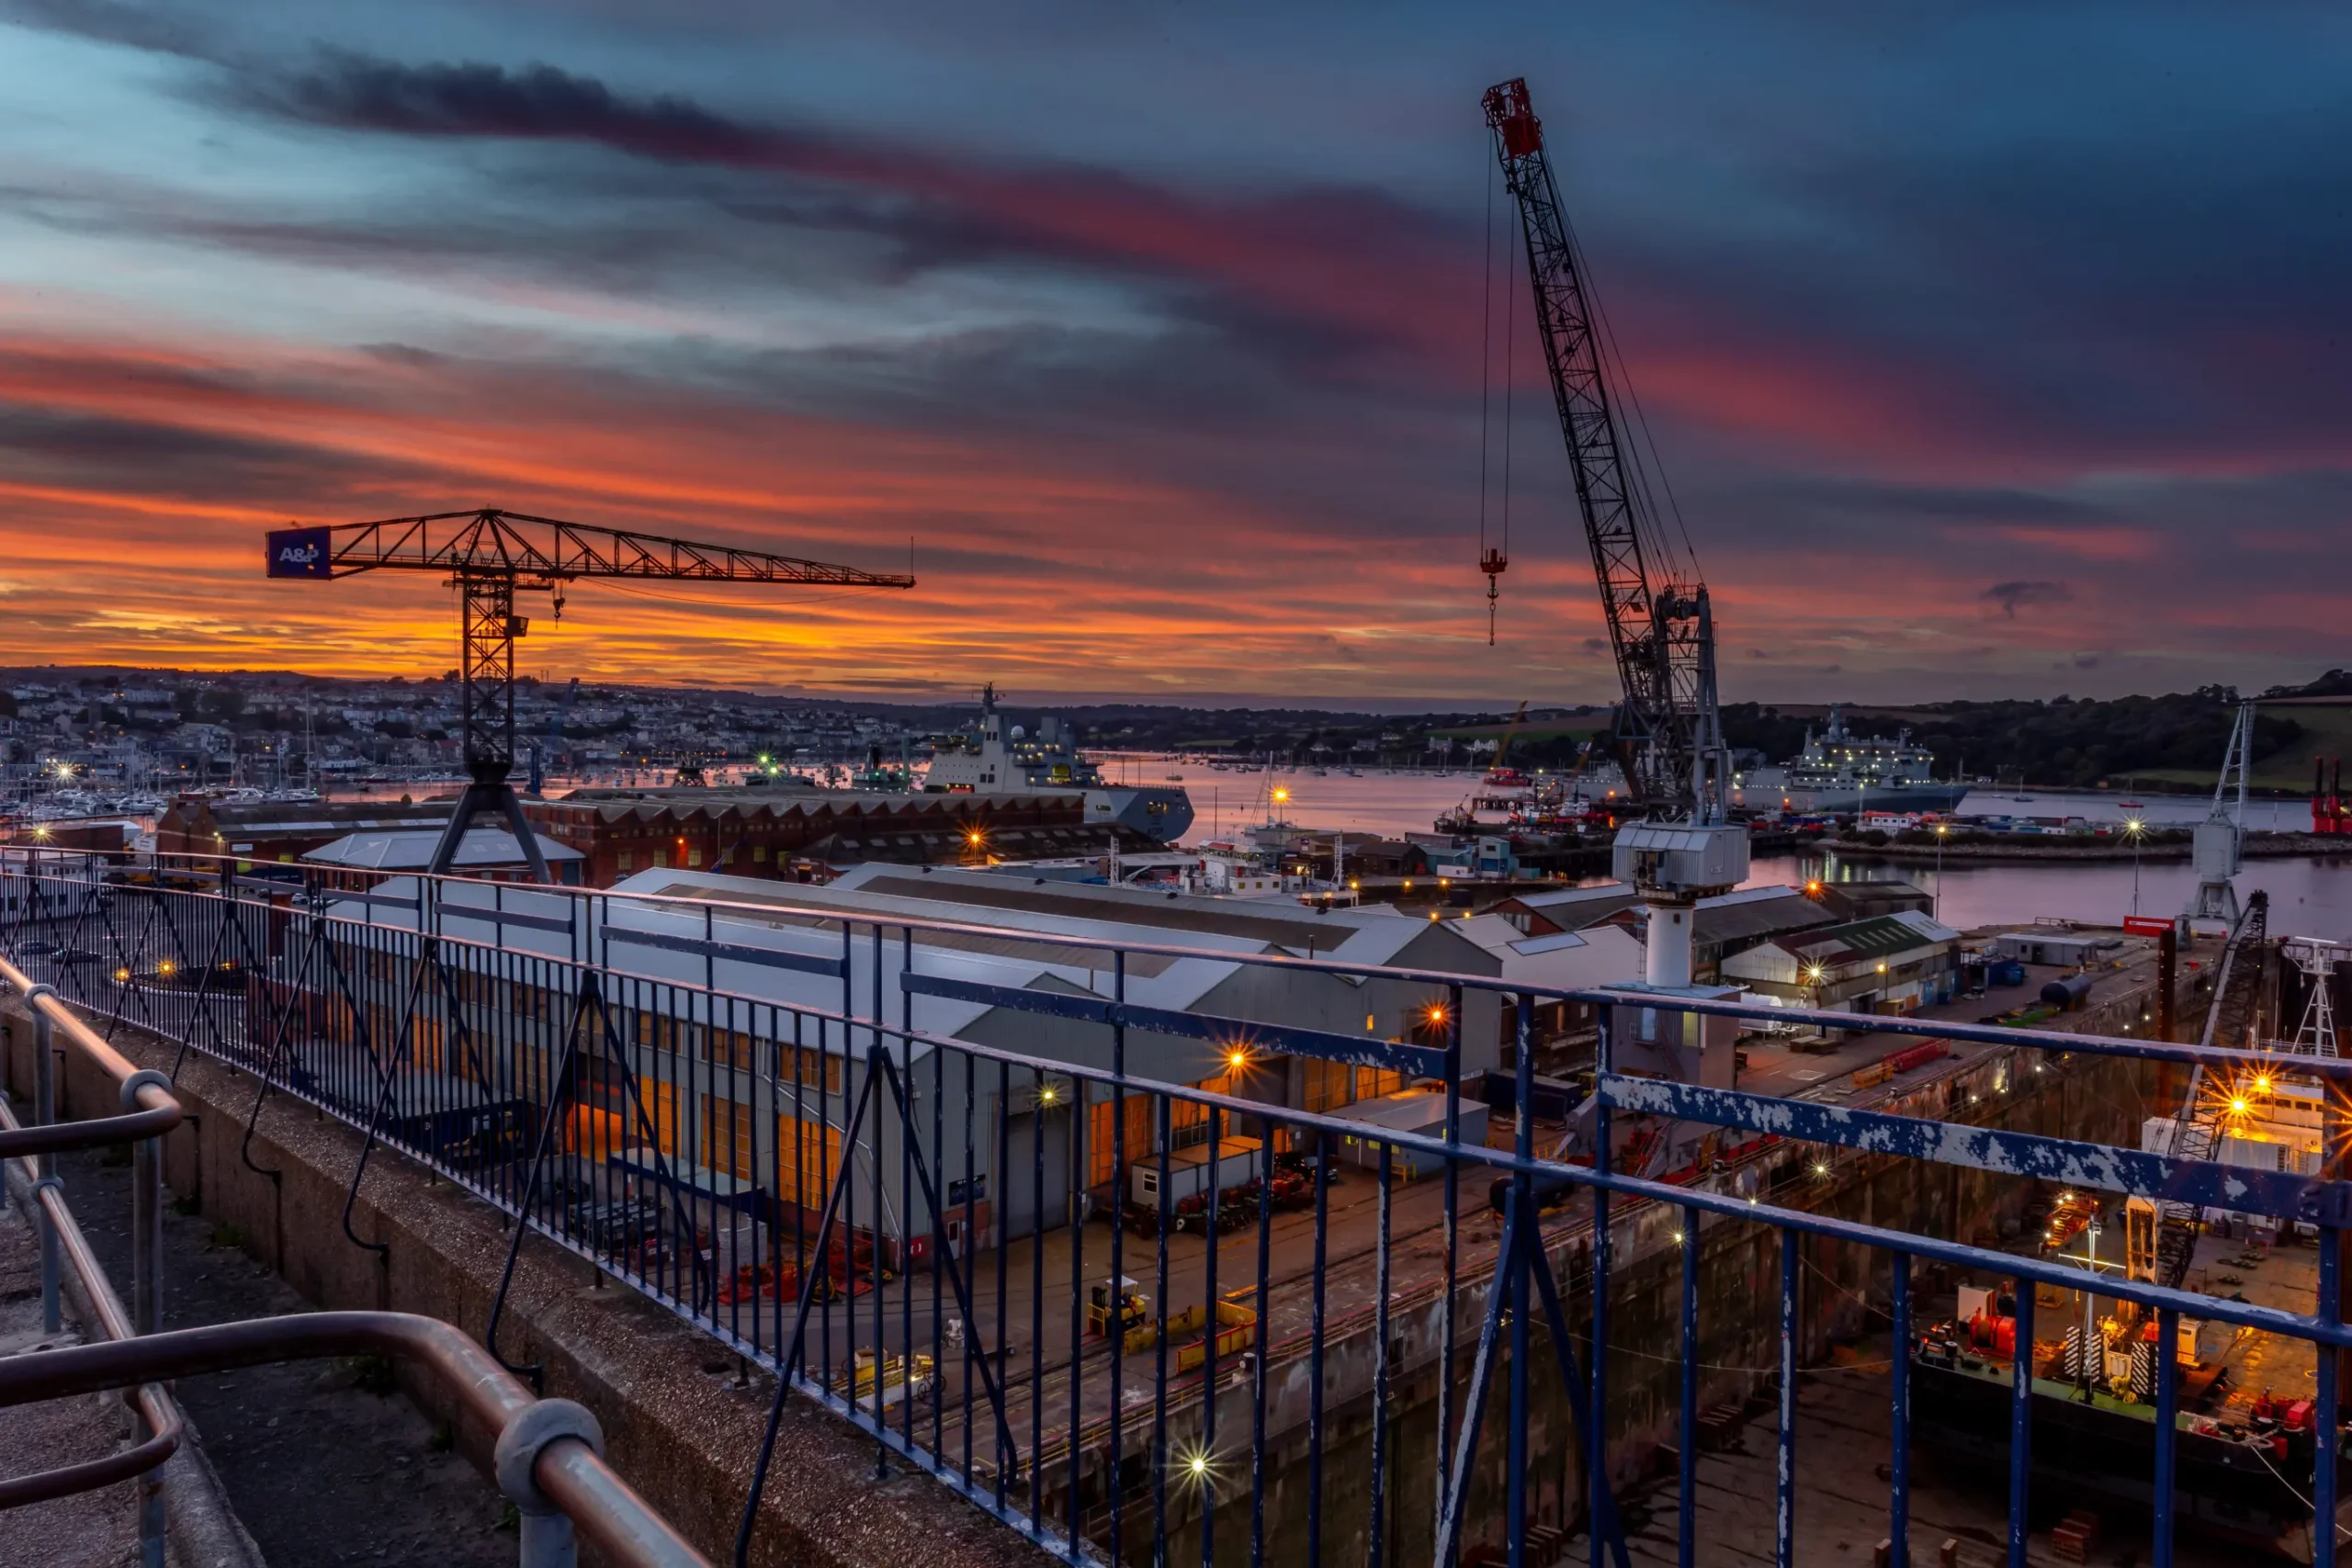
[0,845,2342,1568]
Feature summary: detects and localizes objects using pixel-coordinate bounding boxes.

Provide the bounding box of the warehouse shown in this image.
[310,863,1502,1247]
[1719,910,1963,1017]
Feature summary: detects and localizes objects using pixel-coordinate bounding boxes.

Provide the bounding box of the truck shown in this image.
[1129,1137,1261,1211]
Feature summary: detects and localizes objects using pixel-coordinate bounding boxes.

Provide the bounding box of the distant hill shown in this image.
[1721,688,2309,793]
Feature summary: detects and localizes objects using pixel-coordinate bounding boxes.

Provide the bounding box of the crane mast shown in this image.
[268,508,913,882]
[1482,77,1727,823]
[1484,77,1743,982]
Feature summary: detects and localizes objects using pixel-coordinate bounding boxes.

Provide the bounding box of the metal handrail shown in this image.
[0,941,716,1568]
[0,948,184,1543]
[0,1313,712,1568]
[18,842,2291,1079]
[0,1092,183,1508]
[8,843,2343,1568]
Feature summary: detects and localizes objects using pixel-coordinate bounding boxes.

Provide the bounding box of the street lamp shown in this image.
[2124,818,2144,917]
[1933,821,1950,919]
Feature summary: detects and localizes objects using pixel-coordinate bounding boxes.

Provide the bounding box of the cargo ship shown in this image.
[923,685,1193,842]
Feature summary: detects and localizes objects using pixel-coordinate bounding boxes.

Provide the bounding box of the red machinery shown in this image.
[2314,758,2348,835]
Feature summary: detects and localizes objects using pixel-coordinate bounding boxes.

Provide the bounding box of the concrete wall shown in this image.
[0,998,1057,1568]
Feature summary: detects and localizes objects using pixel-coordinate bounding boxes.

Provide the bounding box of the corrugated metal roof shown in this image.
[1693,890,1838,946]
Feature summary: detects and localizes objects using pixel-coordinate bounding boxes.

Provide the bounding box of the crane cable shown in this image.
[1557,209,1701,586]
[1478,152,1495,572]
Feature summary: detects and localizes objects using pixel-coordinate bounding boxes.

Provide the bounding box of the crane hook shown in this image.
[1480,547,1508,647]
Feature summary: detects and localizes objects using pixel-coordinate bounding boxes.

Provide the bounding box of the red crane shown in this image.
[1481,77,1729,823]
[266,508,914,881]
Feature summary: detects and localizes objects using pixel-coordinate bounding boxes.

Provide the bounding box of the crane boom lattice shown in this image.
[266,507,915,882]
[1482,78,1720,818]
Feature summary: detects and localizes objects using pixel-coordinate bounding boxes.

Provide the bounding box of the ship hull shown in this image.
[1735,783,1971,816]
[1084,786,1193,843]
[1910,1356,2324,1556]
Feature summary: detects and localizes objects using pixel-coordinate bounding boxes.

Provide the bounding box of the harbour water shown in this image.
[1143,760,2352,935]
[1761,851,2352,936]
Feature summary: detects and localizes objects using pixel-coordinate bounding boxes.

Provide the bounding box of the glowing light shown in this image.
[1804,880,1823,895]
[2255,1075,2272,1094]
[1812,1162,1828,1178]
[2231,1097,2249,1114]
[1671,1231,1685,1244]
[1272,787,1289,804]
[1226,1046,1250,1072]
[966,829,982,845]
[113,967,130,983]
[1037,1083,1059,1106]
[1429,911,1441,922]
[2125,819,2143,835]
[157,960,175,976]
[1426,1003,1449,1025]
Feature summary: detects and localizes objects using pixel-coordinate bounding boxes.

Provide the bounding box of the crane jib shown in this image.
[1482,76,1724,820]
[258,506,913,886]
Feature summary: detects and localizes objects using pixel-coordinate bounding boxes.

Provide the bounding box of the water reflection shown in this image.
[1752,851,2352,938]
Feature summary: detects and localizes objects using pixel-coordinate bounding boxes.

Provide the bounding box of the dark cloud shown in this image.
[0,402,421,502]
[213,51,1471,369]
[1980,580,2075,618]
[233,54,827,167]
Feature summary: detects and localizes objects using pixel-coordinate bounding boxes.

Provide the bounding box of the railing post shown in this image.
[1589,1004,1612,1568]
[1888,1251,1910,1568]
[31,989,61,1336]
[131,1095,166,1568]
[495,1399,604,1568]
[2316,1231,2340,1568]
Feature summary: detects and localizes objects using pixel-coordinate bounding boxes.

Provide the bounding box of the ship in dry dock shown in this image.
[1908,919,2352,1558]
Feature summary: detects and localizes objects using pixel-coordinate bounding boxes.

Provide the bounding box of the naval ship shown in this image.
[1731,706,1968,816]
[923,687,1193,843]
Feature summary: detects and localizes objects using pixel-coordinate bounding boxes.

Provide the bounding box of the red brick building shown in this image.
[520,786,1126,887]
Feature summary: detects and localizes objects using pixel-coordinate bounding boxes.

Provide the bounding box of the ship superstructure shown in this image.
[1733,706,1966,815]
[923,685,1193,842]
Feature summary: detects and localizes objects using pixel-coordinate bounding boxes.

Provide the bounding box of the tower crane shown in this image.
[266,508,914,882]
[1483,77,1745,986]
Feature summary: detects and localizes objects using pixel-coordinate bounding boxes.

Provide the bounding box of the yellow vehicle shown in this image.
[831,1348,937,1408]
[1087,1274,1149,1339]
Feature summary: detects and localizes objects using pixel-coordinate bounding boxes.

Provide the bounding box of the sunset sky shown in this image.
[2,2,2346,706]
